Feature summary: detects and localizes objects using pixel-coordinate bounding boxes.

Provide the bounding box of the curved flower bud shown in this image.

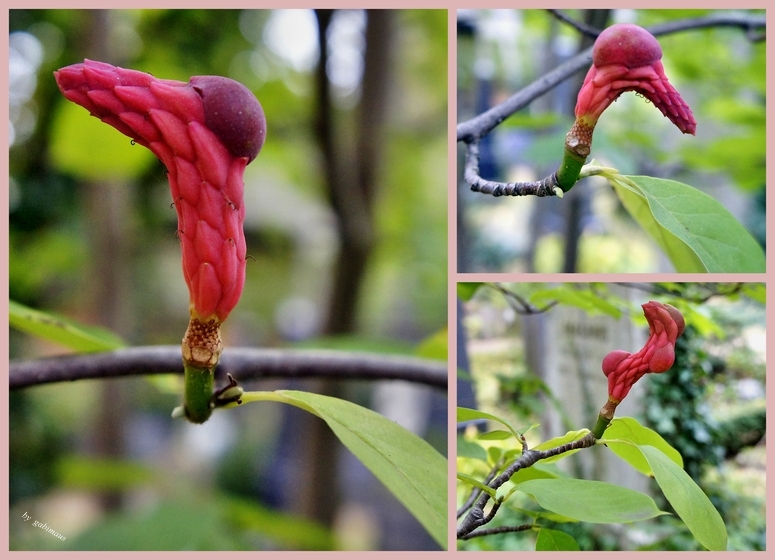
[566,24,696,160]
[55,60,266,368]
[602,301,685,404]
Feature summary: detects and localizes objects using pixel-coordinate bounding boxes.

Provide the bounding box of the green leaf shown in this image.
[515,507,577,524]
[457,472,497,499]
[515,479,667,524]
[531,429,589,464]
[529,287,621,318]
[9,300,126,352]
[478,430,515,441]
[457,436,487,461]
[604,417,683,476]
[254,390,447,549]
[535,528,580,551]
[606,174,765,272]
[457,282,484,301]
[639,445,727,551]
[742,283,766,304]
[456,407,520,439]
[486,445,503,465]
[508,464,560,485]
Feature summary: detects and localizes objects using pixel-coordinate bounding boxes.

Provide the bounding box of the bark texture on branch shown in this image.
[9,346,448,390]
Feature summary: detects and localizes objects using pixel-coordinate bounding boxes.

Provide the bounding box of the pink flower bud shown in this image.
[602,301,685,403]
[575,24,696,135]
[54,60,266,324]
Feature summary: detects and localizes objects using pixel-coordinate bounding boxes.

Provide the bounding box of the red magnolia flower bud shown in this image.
[54,60,266,325]
[602,301,685,403]
[566,24,696,159]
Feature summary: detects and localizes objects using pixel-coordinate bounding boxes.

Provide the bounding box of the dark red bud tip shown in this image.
[190,76,266,163]
[664,303,686,338]
[602,350,630,377]
[593,23,662,69]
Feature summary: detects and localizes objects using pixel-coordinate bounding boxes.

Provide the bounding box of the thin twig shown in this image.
[457,460,502,519]
[464,141,560,197]
[493,283,559,314]
[615,282,745,303]
[460,524,535,540]
[547,10,602,38]
[457,50,592,143]
[9,346,448,390]
[457,432,597,539]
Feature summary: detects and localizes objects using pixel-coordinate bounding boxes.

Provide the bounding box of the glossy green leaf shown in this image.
[457,282,484,301]
[639,445,727,551]
[486,445,503,465]
[478,430,515,441]
[9,300,126,352]
[515,479,667,524]
[457,472,497,499]
[508,464,560,485]
[606,173,765,272]
[604,417,683,476]
[242,390,446,548]
[530,287,621,318]
[515,507,578,524]
[531,429,589,464]
[457,436,487,461]
[535,528,580,551]
[457,407,520,439]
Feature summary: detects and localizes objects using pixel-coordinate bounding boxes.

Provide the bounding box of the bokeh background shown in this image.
[9,9,447,550]
[457,9,765,272]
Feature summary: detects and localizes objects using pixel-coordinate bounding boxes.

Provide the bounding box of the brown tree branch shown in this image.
[457,432,597,539]
[9,346,448,391]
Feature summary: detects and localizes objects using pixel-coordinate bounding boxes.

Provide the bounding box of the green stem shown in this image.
[556,147,587,192]
[591,413,611,439]
[183,362,215,424]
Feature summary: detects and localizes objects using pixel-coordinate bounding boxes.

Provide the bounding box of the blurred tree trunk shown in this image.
[289,9,394,528]
[561,9,610,272]
[80,9,136,512]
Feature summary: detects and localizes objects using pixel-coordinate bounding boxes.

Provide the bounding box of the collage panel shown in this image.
[456,9,765,273]
[456,282,766,551]
[9,8,447,552]
[6,6,771,556]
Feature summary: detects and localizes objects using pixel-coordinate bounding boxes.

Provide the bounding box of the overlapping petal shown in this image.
[54,60,265,324]
[575,24,696,135]
[602,301,685,403]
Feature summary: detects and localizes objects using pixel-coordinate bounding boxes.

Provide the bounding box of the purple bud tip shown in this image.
[593,23,662,69]
[190,76,266,163]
